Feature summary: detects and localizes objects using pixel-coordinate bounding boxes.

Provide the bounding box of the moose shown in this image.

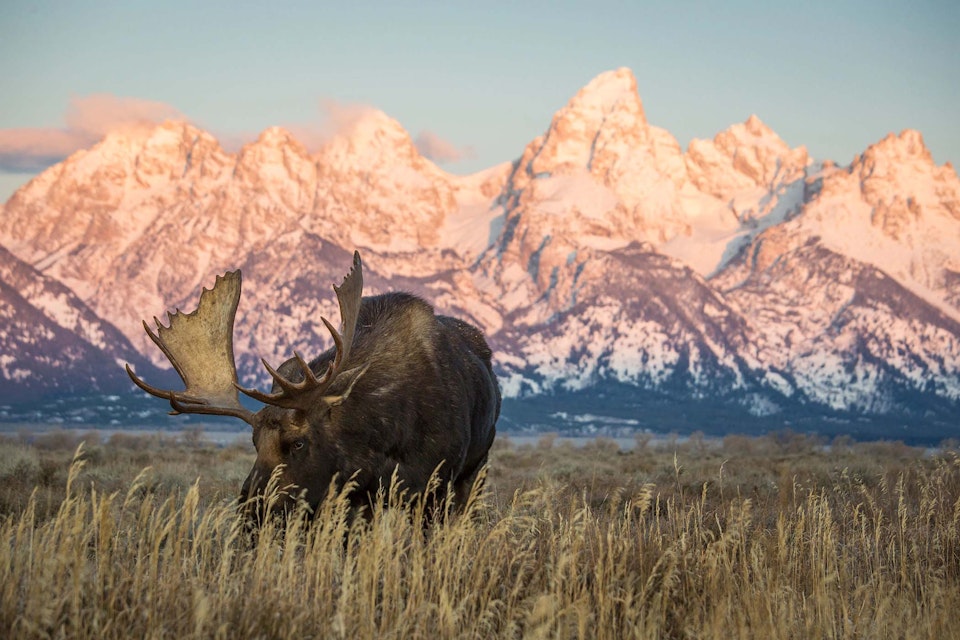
[126,251,500,524]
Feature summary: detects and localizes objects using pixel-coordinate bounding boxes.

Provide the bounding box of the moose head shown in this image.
[126,252,368,519]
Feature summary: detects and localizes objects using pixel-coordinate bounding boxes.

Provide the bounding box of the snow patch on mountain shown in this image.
[0,68,958,429]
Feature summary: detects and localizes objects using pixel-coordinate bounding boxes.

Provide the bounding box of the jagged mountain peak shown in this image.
[717,114,792,152]
[522,68,649,177]
[317,108,427,169]
[854,129,937,173]
[743,114,769,135]
[845,128,959,212]
[744,126,960,324]
[232,125,315,203]
[56,118,227,188]
[95,119,215,156]
[341,107,411,141]
[248,125,306,151]
[498,68,695,252]
[684,113,808,202]
[1,70,959,434]
[845,129,960,208]
[0,118,233,270]
[499,70,818,274]
[236,125,312,170]
[7,119,220,194]
[567,67,644,119]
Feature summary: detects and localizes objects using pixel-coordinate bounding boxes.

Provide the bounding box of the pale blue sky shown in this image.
[1,1,957,201]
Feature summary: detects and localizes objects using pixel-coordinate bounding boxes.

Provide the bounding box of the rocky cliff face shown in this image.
[1,67,958,436]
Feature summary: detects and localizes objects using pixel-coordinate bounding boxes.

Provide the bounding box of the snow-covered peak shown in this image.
[493,69,718,267]
[567,67,645,121]
[521,68,648,177]
[718,115,790,153]
[0,120,251,218]
[294,108,463,254]
[860,129,933,165]
[753,128,960,319]
[846,129,958,213]
[94,119,213,159]
[744,113,773,136]
[236,125,312,170]
[1,68,959,427]
[47,119,228,189]
[317,108,427,171]
[249,126,306,151]
[847,129,957,203]
[232,126,316,210]
[686,115,808,198]
[343,108,411,145]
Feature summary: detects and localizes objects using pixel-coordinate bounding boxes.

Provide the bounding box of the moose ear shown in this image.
[322,364,370,407]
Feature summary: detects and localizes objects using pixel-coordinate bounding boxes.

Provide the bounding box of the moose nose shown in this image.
[239,471,267,529]
[240,471,255,501]
[239,467,267,507]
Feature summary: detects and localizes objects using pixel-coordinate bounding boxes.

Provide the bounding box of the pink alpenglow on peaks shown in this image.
[1,68,959,430]
[0,94,183,173]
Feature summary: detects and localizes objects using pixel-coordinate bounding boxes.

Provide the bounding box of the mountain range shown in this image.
[1,68,958,441]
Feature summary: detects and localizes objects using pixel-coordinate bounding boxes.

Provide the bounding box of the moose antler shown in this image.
[126,271,255,424]
[238,251,364,411]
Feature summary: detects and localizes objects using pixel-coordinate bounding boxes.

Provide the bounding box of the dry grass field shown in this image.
[0,429,958,639]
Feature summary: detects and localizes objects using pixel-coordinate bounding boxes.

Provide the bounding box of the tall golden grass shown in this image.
[0,432,958,638]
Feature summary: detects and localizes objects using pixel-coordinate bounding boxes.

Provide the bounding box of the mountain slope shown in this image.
[0,67,958,436]
[714,230,960,411]
[0,244,166,405]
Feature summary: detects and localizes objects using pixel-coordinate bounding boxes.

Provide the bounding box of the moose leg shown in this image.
[452,454,489,513]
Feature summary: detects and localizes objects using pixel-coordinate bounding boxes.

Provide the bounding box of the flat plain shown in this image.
[1,429,958,639]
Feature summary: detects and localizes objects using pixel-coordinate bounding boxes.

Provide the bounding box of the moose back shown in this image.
[126,251,500,522]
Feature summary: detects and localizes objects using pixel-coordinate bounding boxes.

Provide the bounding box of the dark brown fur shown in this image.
[239,292,500,523]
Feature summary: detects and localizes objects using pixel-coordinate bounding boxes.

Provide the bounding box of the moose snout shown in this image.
[239,467,262,503]
[238,464,304,528]
[238,467,270,524]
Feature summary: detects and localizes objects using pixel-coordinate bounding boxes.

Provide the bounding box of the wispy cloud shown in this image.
[0,128,88,173]
[284,99,380,152]
[414,130,473,164]
[0,94,182,173]
[1,94,474,172]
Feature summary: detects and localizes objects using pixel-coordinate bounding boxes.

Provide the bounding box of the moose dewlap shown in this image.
[126,251,500,523]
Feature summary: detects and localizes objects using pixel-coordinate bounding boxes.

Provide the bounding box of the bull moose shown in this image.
[126,251,500,523]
